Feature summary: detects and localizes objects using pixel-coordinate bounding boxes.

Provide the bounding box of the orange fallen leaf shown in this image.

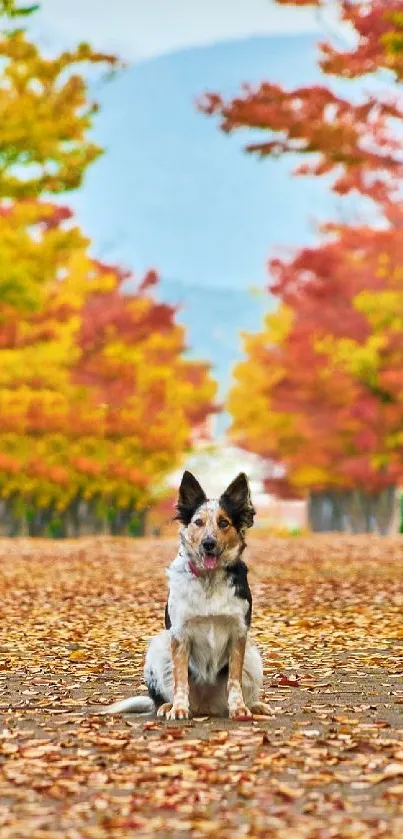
[271,673,300,687]
[271,780,304,800]
[384,784,403,797]
[69,650,88,662]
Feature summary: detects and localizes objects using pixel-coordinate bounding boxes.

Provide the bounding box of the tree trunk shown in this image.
[65,498,81,538]
[371,486,396,535]
[308,491,344,532]
[309,487,397,534]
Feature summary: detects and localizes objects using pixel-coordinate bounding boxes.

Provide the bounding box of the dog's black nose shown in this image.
[202,537,217,553]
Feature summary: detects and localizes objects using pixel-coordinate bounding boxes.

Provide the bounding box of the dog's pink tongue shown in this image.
[204,554,217,569]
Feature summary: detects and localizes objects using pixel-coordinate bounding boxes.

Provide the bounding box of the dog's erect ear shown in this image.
[175,471,207,526]
[219,472,255,532]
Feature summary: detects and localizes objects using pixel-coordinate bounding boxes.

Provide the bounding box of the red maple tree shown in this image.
[204,0,403,531]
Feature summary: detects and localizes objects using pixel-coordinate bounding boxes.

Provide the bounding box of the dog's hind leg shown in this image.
[103,631,173,715]
[241,644,264,710]
[243,646,272,716]
[144,630,174,710]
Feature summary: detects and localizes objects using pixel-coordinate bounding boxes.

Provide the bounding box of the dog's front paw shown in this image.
[229,702,253,720]
[167,702,189,721]
[157,702,174,718]
[157,702,189,720]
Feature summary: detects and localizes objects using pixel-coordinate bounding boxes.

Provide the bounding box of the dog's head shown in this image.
[175,471,255,572]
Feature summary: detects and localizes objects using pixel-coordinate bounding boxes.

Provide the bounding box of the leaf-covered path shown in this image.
[0,536,402,838]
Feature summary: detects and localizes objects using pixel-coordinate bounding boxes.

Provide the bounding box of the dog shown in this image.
[105,470,270,720]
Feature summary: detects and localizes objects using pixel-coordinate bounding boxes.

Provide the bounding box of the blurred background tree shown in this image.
[202,0,403,533]
[0,0,217,536]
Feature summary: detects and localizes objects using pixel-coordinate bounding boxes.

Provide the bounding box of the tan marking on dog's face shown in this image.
[182,499,243,571]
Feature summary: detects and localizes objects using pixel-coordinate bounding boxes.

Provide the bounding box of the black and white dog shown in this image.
[106,471,270,720]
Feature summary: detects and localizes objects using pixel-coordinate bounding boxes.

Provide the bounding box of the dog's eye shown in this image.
[218,519,230,529]
[194,518,204,527]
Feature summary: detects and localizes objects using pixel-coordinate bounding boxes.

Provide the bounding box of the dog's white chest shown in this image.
[168,569,247,629]
[167,565,249,684]
[186,614,236,683]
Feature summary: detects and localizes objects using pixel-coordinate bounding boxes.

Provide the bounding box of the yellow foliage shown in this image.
[0,6,216,534]
[0,244,217,520]
[0,27,117,200]
[315,333,386,386]
[354,289,403,332]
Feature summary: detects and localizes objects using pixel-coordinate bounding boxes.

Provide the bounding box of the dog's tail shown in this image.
[102,695,154,715]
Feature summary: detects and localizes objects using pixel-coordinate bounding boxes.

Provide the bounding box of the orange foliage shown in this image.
[0,3,217,535]
[229,223,403,497]
[201,1,403,205]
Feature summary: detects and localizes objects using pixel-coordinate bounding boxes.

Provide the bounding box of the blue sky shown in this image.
[35,0,325,57]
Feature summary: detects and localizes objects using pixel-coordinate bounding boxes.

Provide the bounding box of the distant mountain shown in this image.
[157,276,275,399]
[68,34,366,430]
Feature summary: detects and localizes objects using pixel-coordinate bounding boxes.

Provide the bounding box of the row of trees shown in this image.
[204,0,403,532]
[0,1,216,536]
[2,0,402,536]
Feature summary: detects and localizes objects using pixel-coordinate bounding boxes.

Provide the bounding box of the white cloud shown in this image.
[33,0,322,61]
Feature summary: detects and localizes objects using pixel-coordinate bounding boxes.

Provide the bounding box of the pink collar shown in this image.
[188,560,200,577]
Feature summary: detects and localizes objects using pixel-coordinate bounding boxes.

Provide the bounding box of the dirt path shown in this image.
[0,536,402,838]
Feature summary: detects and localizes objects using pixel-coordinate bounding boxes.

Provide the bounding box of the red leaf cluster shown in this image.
[201,1,403,204]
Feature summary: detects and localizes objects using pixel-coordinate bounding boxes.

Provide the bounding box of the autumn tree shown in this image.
[0,1,117,201]
[203,0,403,531]
[0,242,217,535]
[229,224,403,532]
[0,2,217,536]
[0,0,117,314]
[201,1,403,207]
